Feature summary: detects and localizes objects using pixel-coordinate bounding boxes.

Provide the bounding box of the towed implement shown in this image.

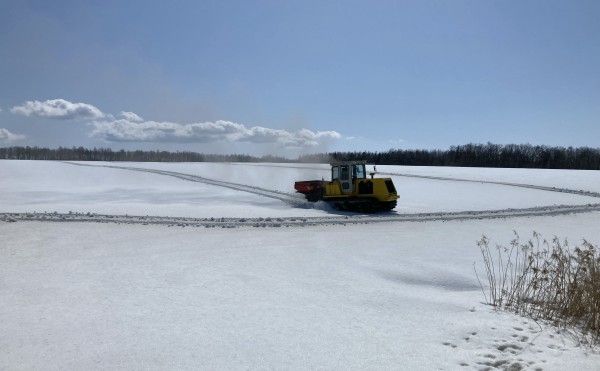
[294,161,399,212]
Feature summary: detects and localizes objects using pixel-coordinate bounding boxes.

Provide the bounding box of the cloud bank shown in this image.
[0,128,25,142]
[10,98,341,148]
[91,114,341,147]
[11,99,104,120]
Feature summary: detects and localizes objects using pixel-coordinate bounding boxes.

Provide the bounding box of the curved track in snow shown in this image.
[378,170,600,199]
[2,162,600,227]
[67,162,310,207]
[232,162,600,199]
[3,203,600,228]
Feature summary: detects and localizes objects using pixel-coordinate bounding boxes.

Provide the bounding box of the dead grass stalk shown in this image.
[475,232,599,346]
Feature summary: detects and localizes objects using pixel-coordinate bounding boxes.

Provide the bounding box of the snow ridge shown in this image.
[3,203,600,228]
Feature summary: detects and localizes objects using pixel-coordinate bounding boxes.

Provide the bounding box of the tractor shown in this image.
[294,161,399,212]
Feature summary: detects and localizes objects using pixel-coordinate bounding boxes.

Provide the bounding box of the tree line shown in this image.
[1,143,599,170]
[299,143,600,170]
[0,146,291,163]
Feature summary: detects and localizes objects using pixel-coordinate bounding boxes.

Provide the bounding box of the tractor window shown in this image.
[331,166,339,180]
[353,164,366,179]
[340,165,350,180]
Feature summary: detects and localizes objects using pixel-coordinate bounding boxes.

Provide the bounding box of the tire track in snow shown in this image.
[3,204,600,227]
[231,162,600,199]
[68,162,600,216]
[378,171,600,199]
[3,162,599,227]
[64,162,312,207]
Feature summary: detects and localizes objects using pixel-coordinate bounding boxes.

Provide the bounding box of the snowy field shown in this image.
[1,160,600,370]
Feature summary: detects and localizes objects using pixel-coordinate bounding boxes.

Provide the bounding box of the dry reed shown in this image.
[475,232,599,346]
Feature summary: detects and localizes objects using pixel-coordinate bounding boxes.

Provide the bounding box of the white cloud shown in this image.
[9,98,342,148]
[91,115,341,148]
[0,128,26,142]
[388,139,406,146]
[120,111,143,122]
[345,136,365,141]
[11,99,104,120]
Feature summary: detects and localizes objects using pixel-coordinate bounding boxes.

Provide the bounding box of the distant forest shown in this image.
[1,143,599,170]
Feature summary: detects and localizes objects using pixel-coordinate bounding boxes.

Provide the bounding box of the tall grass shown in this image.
[475,232,600,346]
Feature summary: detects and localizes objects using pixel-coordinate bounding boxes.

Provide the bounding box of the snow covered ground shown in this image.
[1,160,599,370]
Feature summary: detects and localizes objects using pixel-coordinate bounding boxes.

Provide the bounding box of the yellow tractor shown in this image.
[294,161,399,212]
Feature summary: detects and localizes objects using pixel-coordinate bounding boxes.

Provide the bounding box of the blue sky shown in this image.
[1,0,598,157]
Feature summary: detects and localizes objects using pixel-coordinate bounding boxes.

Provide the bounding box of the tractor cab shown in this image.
[331,161,367,194]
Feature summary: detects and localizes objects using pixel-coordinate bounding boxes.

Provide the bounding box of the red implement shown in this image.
[294,180,324,194]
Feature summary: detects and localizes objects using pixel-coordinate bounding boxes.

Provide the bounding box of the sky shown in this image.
[1,0,599,157]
